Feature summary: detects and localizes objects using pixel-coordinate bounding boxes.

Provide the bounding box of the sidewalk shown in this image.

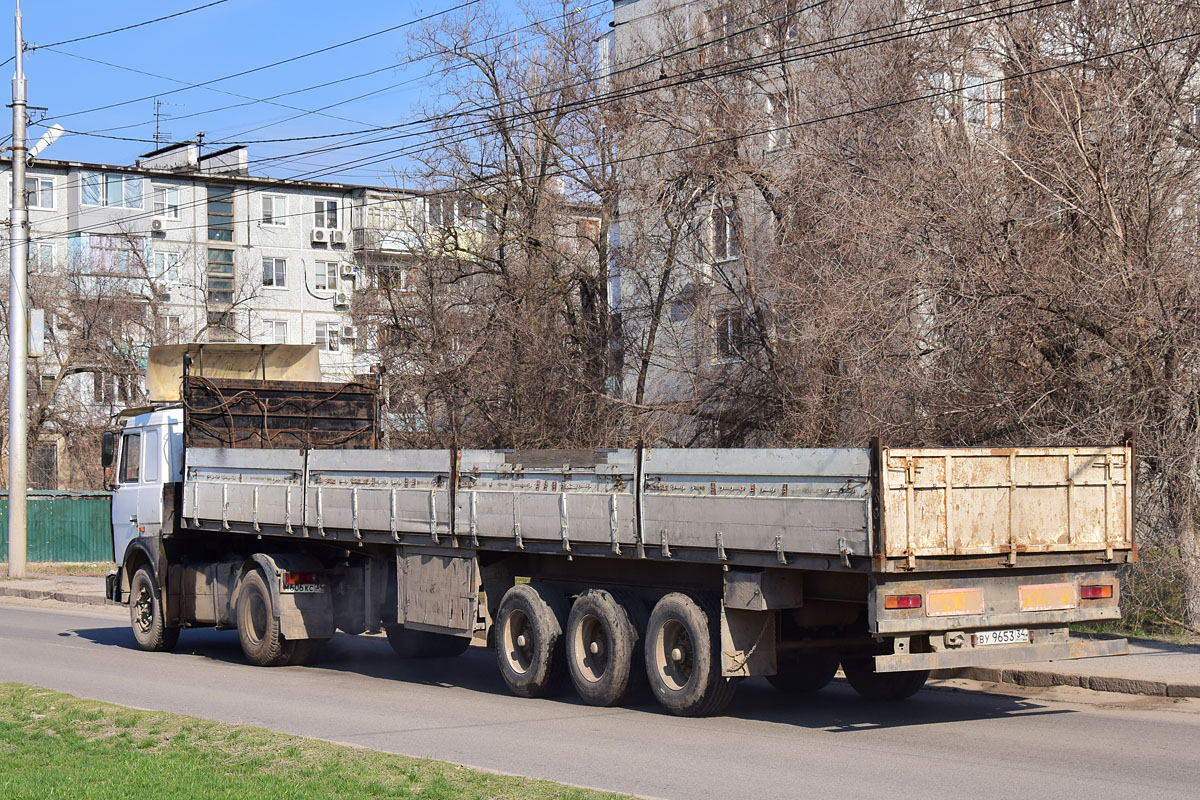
[1,571,1196,698]
[0,573,110,606]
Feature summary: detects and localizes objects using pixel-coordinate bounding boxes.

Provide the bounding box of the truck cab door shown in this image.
[136,426,164,535]
[111,430,142,563]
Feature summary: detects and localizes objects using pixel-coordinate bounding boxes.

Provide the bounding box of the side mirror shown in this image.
[101,430,115,469]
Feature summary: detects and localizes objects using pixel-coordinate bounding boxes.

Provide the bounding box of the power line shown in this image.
[17,0,1060,219]
[40,0,484,124]
[27,0,235,51]
[17,27,1195,255]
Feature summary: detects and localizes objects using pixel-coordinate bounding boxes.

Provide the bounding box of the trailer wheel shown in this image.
[566,589,645,707]
[841,658,929,701]
[237,570,300,667]
[494,582,570,698]
[766,653,839,694]
[385,625,472,659]
[128,565,179,653]
[645,593,737,717]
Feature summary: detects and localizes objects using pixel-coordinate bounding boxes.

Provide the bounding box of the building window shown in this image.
[30,443,57,490]
[207,248,234,304]
[965,74,988,126]
[715,307,752,357]
[9,176,54,210]
[161,315,182,344]
[93,371,115,404]
[207,309,237,342]
[576,218,600,243]
[151,185,180,218]
[315,321,340,352]
[314,199,339,229]
[767,94,790,150]
[81,172,143,209]
[427,196,456,228]
[262,194,287,226]
[38,374,56,396]
[263,319,288,344]
[314,261,338,291]
[153,251,180,282]
[262,257,287,288]
[711,204,739,261]
[28,242,53,271]
[88,234,144,275]
[207,185,234,242]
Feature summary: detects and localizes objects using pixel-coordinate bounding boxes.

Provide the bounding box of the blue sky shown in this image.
[7,1,611,185]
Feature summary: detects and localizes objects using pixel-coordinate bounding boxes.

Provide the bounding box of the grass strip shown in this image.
[0,683,634,800]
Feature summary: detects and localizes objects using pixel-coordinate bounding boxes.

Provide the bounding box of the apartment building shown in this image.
[0,142,467,488]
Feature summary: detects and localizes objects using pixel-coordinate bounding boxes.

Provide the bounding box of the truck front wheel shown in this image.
[237,570,302,667]
[129,565,179,652]
[841,658,929,701]
[645,593,737,717]
[494,582,570,698]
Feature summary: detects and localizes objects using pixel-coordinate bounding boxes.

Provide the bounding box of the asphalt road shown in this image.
[1,602,1198,800]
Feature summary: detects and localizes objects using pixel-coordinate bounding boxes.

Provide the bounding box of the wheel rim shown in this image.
[247,589,269,645]
[654,619,694,692]
[573,613,611,683]
[502,608,534,674]
[132,582,154,633]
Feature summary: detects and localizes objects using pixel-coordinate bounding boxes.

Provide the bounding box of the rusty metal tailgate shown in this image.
[879,445,1133,559]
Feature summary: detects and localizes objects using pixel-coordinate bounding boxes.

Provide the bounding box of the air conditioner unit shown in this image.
[334,292,349,307]
[331,229,346,245]
[311,228,329,244]
[341,325,358,339]
[341,264,359,277]
[150,218,166,232]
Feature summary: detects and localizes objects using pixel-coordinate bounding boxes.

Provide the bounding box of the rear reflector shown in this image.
[1019,583,1077,611]
[925,587,986,616]
[1081,584,1113,600]
[884,594,922,610]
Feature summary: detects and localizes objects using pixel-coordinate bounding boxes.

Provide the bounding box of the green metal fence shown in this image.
[0,491,113,563]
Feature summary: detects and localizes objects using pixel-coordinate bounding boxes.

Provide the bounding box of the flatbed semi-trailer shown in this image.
[104,345,1132,716]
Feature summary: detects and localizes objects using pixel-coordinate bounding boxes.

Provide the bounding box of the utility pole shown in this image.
[7,0,28,578]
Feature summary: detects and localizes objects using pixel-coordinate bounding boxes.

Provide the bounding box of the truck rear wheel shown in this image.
[237,570,302,667]
[129,565,179,653]
[566,589,645,707]
[385,625,471,659]
[494,582,570,698]
[766,652,839,694]
[645,593,737,717]
[841,658,929,701]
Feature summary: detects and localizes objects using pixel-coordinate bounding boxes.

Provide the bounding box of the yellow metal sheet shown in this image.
[1019,582,1077,612]
[925,587,986,617]
[146,344,322,401]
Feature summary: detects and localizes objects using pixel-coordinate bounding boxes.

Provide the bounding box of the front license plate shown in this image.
[975,628,1030,647]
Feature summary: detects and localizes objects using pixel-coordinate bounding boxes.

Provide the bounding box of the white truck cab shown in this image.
[108,407,183,568]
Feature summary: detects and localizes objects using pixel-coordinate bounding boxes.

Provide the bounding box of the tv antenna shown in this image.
[152,97,181,147]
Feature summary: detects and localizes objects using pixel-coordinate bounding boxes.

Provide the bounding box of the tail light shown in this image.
[884,594,922,610]
[1081,584,1113,600]
[282,571,319,586]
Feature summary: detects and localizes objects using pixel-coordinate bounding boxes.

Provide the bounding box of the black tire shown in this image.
[385,625,472,659]
[766,652,840,694]
[566,589,644,707]
[841,657,929,701]
[494,582,570,698]
[128,565,179,652]
[644,593,738,717]
[237,570,300,667]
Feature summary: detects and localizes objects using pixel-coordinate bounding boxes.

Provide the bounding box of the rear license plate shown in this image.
[975,628,1030,647]
[281,584,325,594]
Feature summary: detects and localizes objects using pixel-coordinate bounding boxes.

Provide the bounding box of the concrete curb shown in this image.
[934,665,1200,698]
[0,586,110,607]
